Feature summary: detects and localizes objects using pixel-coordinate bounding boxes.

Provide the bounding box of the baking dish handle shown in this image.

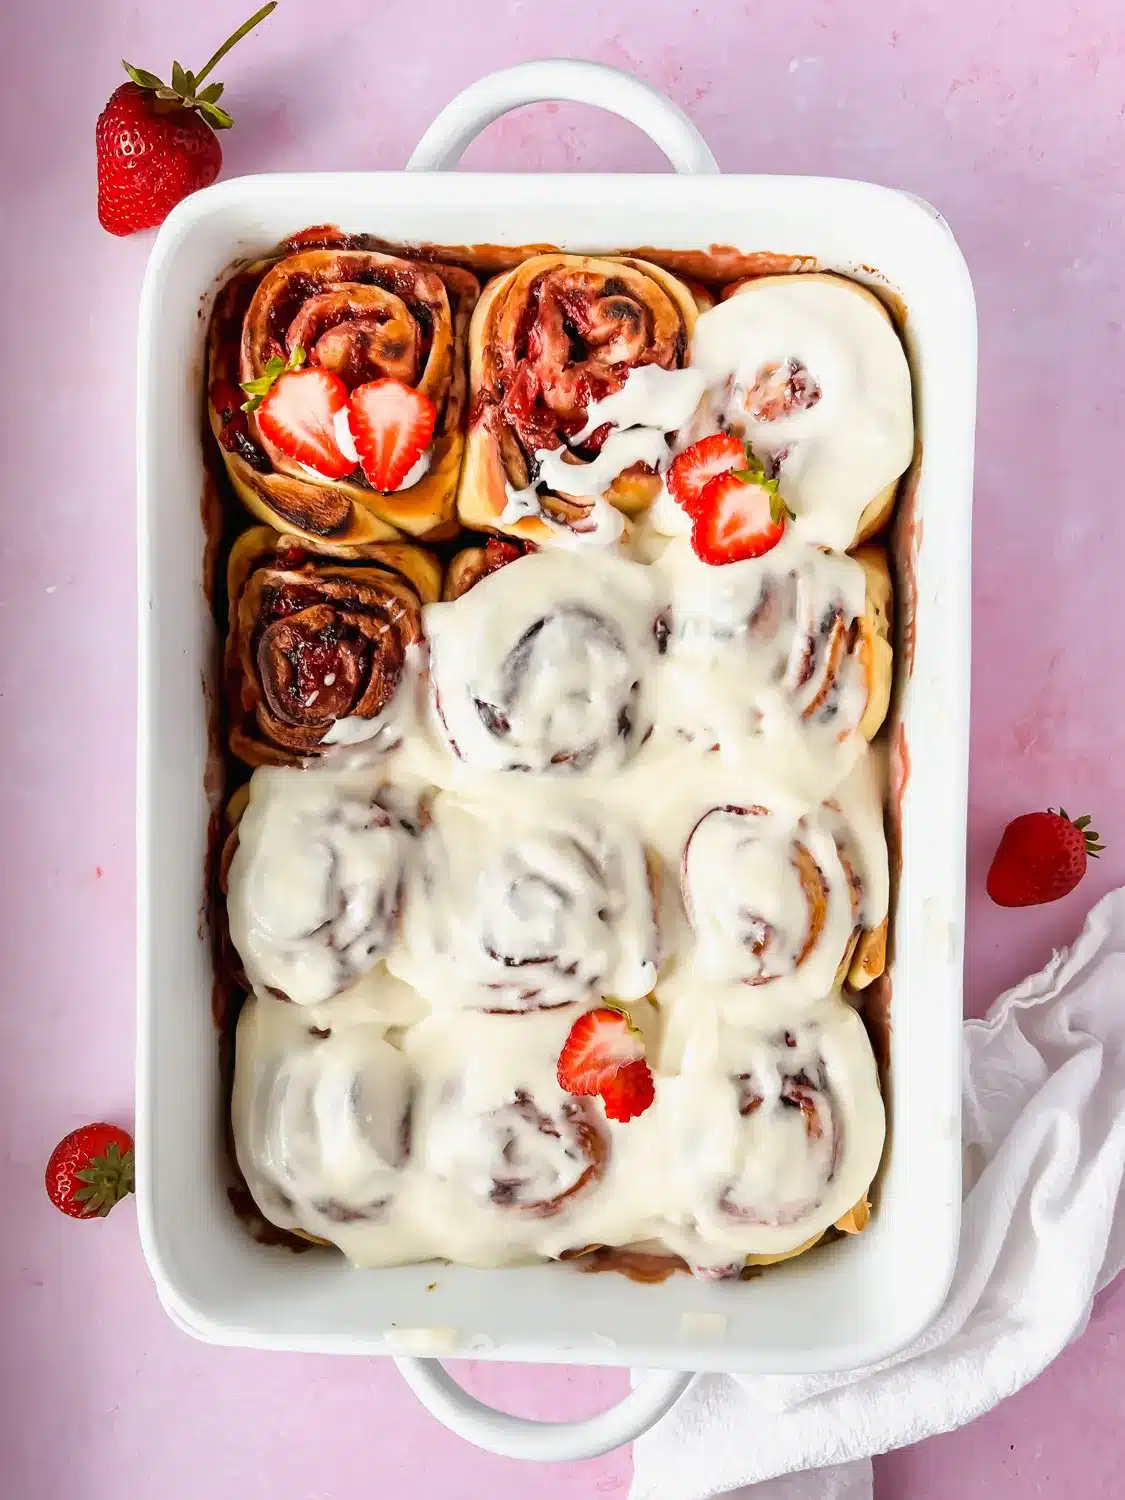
[394,1357,693,1460]
[406,59,718,174]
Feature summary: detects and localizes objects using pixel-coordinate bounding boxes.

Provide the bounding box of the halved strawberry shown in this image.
[347,379,436,492]
[600,1059,655,1122]
[691,462,792,565]
[557,1006,645,1098]
[666,433,745,516]
[256,367,353,479]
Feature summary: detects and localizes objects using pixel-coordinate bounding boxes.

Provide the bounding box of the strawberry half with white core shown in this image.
[557,1006,655,1123]
[347,379,436,492]
[666,433,745,516]
[242,348,354,480]
[690,451,793,565]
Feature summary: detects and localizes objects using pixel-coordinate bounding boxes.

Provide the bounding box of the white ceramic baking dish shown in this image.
[135,59,975,1462]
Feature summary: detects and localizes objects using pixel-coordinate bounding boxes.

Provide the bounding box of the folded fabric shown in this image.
[631,887,1125,1500]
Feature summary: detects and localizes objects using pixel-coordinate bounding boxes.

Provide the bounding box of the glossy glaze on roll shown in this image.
[389,792,660,1011]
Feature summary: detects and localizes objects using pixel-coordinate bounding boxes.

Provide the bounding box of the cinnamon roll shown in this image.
[405,1010,625,1264]
[231,996,416,1247]
[208,247,478,542]
[659,1003,885,1269]
[685,273,914,550]
[458,254,706,545]
[653,532,892,767]
[680,770,889,1006]
[225,526,440,767]
[424,548,661,773]
[390,793,660,1011]
[442,535,535,602]
[226,767,421,1007]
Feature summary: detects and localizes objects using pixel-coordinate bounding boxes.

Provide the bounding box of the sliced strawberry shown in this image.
[347,379,437,492]
[600,1059,655,1122]
[691,466,791,566]
[557,1006,645,1097]
[257,368,353,479]
[667,434,745,516]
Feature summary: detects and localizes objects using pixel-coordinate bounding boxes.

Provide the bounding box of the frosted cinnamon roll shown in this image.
[225,526,440,767]
[659,1004,885,1270]
[680,788,888,1004]
[207,245,478,541]
[458,254,705,545]
[231,996,415,1245]
[390,794,660,1011]
[653,532,892,765]
[403,1009,624,1263]
[683,273,914,550]
[226,767,421,1006]
[424,548,662,773]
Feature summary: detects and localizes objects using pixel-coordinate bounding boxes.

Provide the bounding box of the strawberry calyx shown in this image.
[241,344,306,414]
[122,2,277,130]
[1051,808,1105,858]
[728,448,795,521]
[70,1140,135,1217]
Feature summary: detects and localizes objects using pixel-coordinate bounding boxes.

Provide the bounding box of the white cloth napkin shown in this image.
[631,887,1125,1500]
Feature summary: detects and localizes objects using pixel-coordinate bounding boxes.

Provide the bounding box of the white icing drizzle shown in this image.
[688,277,913,549]
[389,792,660,1011]
[572,365,707,443]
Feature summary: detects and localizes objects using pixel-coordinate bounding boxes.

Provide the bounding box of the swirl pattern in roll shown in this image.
[659,1004,885,1268]
[681,785,888,1002]
[207,241,478,542]
[225,526,440,767]
[232,997,414,1240]
[654,532,892,763]
[391,794,660,1011]
[425,547,661,773]
[458,253,705,544]
[226,767,421,1007]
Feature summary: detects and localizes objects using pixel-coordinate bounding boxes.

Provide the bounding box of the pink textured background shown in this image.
[3,0,1124,1496]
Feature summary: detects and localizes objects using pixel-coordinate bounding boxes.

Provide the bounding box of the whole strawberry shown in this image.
[986,807,1104,908]
[46,1123,135,1218]
[96,3,276,236]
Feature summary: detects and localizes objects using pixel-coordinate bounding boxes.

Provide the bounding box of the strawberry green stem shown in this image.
[193,2,277,89]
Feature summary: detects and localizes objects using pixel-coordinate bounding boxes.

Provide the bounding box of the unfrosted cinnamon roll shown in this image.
[659,1004,885,1270]
[653,532,892,764]
[231,996,415,1243]
[208,246,478,541]
[390,794,660,1011]
[442,535,535,602]
[687,273,914,550]
[226,767,421,1007]
[681,789,888,1001]
[459,254,706,545]
[424,548,661,774]
[225,526,440,767]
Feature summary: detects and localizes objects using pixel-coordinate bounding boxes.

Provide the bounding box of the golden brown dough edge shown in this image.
[456,254,703,543]
[206,257,478,544]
